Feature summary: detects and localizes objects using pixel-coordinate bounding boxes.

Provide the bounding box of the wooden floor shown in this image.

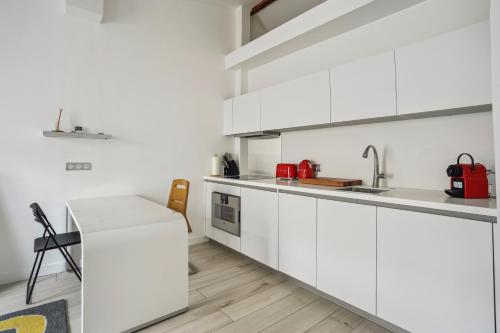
[0,241,392,333]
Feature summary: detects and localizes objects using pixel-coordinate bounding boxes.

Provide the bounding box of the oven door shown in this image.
[212,192,240,236]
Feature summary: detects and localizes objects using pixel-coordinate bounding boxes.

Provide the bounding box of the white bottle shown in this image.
[211,154,220,176]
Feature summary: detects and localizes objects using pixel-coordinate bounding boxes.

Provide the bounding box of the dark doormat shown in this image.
[0,299,68,333]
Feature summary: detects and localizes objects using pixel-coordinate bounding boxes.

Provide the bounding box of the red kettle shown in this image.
[298,160,314,179]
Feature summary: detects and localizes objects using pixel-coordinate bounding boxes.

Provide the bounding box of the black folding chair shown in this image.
[26,203,82,304]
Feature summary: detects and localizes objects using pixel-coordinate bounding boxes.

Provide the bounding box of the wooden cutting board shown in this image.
[298,177,362,187]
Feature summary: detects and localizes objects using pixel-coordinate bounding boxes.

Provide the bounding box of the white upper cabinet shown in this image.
[377,208,494,333]
[241,188,278,269]
[331,51,397,122]
[233,91,261,134]
[261,70,331,130]
[395,21,491,115]
[278,192,316,286]
[317,199,376,315]
[223,99,233,135]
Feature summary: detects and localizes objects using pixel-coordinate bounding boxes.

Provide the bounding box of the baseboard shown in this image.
[189,233,209,246]
[0,261,67,286]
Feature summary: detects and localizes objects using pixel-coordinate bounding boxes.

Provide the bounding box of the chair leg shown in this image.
[60,246,81,278]
[26,252,41,304]
[188,262,198,275]
[26,249,46,304]
[57,246,81,281]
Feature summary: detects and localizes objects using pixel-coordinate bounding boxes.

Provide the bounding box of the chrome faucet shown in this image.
[362,145,385,188]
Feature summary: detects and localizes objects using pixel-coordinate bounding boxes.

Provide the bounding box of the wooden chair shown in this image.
[167,179,192,233]
[167,179,197,274]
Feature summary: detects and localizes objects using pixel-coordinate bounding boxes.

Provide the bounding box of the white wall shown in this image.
[247,137,281,175]
[245,0,495,190]
[0,0,235,285]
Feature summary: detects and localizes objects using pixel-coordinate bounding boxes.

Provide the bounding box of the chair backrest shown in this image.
[30,203,57,237]
[167,179,192,233]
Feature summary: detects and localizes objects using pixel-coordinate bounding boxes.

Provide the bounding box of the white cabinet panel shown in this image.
[212,228,241,252]
[331,51,396,122]
[396,21,491,115]
[261,70,330,130]
[223,99,233,135]
[205,183,241,239]
[241,188,278,269]
[278,192,316,286]
[377,208,494,333]
[233,91,261,134]
[317,200,376,314]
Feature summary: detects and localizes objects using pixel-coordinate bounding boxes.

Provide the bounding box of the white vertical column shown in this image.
[491,1,500,332]
[233,4,251,174]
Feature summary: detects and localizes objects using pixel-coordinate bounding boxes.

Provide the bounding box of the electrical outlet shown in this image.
[66,162,92,171]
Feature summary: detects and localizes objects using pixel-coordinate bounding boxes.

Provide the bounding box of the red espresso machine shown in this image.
[445,153,489,199]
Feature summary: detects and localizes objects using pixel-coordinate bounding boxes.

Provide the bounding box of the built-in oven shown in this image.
[212,192,240,236]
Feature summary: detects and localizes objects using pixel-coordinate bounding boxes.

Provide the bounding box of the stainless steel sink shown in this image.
[336,187,391,194]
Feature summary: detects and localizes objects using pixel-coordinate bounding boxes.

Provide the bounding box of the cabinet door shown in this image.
[331,51,396,122]
[223,98,233,135]
[317,200,376,314]
[261,70,330,130]
[377,208,494,333]
[396,21,491,115]
[241,188,278,269]
[205,182,241,240]
[232,91,261,134]
[278,192,316,286]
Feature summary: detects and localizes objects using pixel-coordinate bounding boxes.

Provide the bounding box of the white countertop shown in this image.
[204,176,497,219]
[67,195,183,234]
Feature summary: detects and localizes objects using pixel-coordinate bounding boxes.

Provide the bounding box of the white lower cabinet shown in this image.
[377,207,494,333]
[278,192,317,286]
[212,227,241,252]
[241,188,278,269]
[317,199,376,314]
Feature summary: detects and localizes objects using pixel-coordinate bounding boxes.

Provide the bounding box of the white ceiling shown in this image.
[200,0,328,40]
[202,0,262,9]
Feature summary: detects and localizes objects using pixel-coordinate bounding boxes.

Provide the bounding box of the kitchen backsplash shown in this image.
[247,111,495,191]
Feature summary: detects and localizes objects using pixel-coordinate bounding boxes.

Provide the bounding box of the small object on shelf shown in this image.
[211,154,220,176]
[53,109,64,132]
[43,131,112,139]
[73,126,83,133]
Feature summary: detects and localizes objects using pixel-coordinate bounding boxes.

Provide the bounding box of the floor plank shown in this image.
[215,287,318,333]
[259,298,340,333]
[0,241,392,333]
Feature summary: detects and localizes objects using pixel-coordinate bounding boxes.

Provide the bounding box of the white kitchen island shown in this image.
[66,195,188,333]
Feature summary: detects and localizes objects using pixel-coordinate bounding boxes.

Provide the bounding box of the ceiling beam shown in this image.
[250,0,278,16]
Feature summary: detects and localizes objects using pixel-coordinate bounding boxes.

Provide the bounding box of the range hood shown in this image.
[233,131,280,139]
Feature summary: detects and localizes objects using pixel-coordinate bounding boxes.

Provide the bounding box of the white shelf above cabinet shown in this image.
[225,0,424,70]
[43,131,112,139]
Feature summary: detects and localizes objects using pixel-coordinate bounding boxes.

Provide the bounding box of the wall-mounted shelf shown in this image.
[43,131,112,139]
